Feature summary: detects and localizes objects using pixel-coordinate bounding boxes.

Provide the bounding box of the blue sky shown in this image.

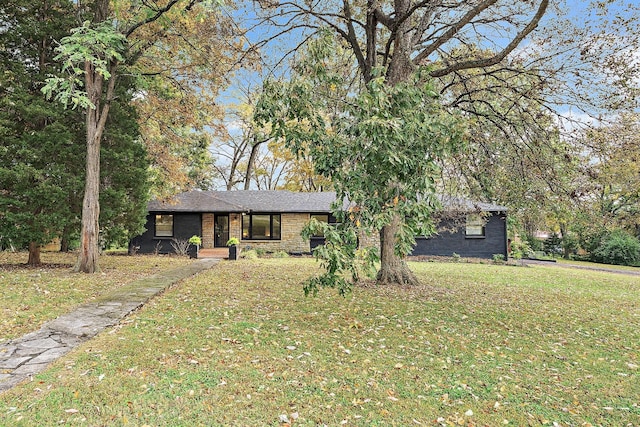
[210,0,638,189]
[215,1,638,142]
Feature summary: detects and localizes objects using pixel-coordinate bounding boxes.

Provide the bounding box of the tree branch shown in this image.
[429,0,549,78]
[125,0,199,38]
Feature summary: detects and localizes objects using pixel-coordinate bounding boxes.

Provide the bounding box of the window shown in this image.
[465,214,485,238]
[242,214,281,240]
[310,214,329,237]
[155,214,174,237]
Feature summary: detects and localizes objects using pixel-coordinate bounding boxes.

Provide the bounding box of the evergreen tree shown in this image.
[0,0,84,264]
[0,0,150,261]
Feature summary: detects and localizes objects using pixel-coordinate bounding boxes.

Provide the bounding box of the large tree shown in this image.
[43,0,242,272]
[576,113,640,237]
[253,0,550,285]
[0,0,155,262]
[0,0,84,264]
[256,34,464,290]
[251,0,638,285]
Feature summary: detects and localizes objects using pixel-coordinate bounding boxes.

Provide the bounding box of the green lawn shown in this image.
[0,251,194,341]
[1,258,639,426]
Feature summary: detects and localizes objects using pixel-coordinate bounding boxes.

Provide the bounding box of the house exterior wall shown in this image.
[359,230,380,251]
[202,213,215,249]
[130,212,202,255]
[410,212,507,259]
[238,213,311,253]
[130,210,507,259]
[230,213,242,242]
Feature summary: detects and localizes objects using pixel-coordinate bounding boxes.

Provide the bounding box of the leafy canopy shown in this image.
[255,34,465,294]
[41,21,127,110]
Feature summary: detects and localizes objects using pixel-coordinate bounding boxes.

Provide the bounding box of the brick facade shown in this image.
[359,229,380,250]
[202,213,215,249]
[199,212,312,253]
[237,213,311,253]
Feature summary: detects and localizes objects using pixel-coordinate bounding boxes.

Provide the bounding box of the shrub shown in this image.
[509,240,533,260]
[591,230,640,266]
[543,232,563,257]
[525,235,544,252]
[241,249,258,260]
[272,250,289,258]
[153,241,163,256]
[492,254,505,264]
[170,238,190,256]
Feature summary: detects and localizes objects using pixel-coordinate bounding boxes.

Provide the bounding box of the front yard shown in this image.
[0,252,193,341]
[1,257,639,426]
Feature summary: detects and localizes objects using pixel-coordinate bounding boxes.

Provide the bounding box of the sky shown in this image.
[210,0,639,188]
[219,0,638,113]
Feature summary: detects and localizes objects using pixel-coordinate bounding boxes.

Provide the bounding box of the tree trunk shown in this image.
[370,0,421,286]
[60,224,71,252]
[27,242,42,266]
[244,138,261,190]
[76,102,102,273]
[376,214,421,286]
[560,222,571,259]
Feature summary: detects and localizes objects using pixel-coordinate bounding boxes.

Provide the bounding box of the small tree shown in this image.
[543,232,563,257]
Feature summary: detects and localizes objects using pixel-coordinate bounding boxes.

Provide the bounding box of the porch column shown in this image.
[202,213,214,249]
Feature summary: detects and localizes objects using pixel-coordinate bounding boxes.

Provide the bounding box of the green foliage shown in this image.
[256,33,464,293]
[591,230,640,266]
[509,240,533,260]
[492,253,506,264]
[301,218,378,296]
[226,237,240,246]
[240,249,258,260]
[41,21,127,109]
[561,231,580,259]
[0,1,149,252]
[188,235,202,246]
[99,81,150,248]
[271,250,289,259]
[0,0,84,250]
[525,235,544,252]
[543,232,563,257]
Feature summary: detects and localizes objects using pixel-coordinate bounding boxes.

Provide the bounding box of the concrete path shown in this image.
[0,259,218,393]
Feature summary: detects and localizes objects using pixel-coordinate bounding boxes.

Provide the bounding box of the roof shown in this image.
[148,190,339,213]
[148,190,507,213]
[438,195,508,212]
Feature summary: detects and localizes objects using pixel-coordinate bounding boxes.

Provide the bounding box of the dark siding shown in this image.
[130,212,202,255]
[411,212,507,259]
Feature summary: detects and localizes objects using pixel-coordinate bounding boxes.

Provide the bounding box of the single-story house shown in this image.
[129,190,508,259]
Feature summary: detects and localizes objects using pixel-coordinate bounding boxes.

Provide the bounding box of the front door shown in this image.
[214,215,229,247]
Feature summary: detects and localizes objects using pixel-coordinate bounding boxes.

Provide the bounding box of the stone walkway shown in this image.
[0,259,219,393]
